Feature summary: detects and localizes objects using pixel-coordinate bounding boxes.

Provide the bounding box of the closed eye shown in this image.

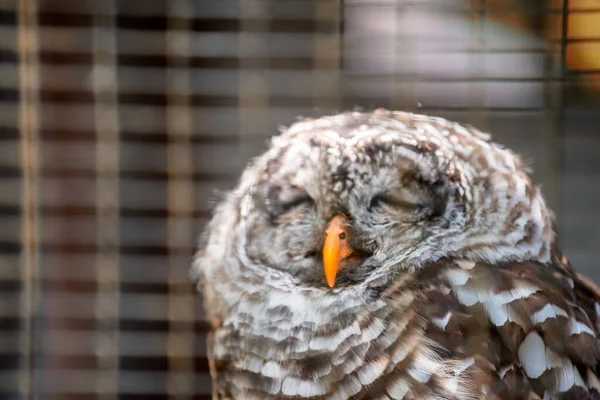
[368,192,423,213]
[270,195,314,220]
[279,196,313,214]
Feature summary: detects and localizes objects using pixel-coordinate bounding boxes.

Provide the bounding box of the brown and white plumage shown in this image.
[194,110,600,399]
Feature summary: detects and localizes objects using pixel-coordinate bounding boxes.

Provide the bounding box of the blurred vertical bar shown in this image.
[17,0,40,398]
[469,0,487,128]
[393,1,414,110]
[238,0,268,161]
[92,1,120,398]
[556,0,570,227]
[314,1,342,111]
[166,0,196,398]
[539,0,566,223]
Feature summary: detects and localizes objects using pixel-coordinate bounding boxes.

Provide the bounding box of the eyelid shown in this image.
[369,192,422,212]
[280,195,312,213]
[270,194,314,219]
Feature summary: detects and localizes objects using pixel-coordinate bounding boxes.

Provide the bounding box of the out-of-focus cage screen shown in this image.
[2,0,600,399]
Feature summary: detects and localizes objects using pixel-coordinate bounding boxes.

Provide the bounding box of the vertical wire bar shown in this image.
[560,0,569,96]
[392,0,402,110]
[314,1,342,112]
[555,0,569,230]
[166,1,196,398]
[92,1,120,398]
[539,1,565,219]
[393,1,415,111]
[542,0,569,230]
[469,0,487,127]
[238,0,269,160]
[338,0,345,78]
[17,0,40,398]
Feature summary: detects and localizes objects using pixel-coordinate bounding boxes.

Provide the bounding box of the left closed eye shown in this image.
[279,196,313,214]
[270,195,314,219]
[368,192,422,213]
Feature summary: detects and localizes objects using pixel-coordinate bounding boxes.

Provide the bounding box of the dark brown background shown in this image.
[2,0,600,399]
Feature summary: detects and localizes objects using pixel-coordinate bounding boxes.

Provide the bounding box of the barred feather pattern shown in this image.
[194,110,600,399]
[202,254,600,399]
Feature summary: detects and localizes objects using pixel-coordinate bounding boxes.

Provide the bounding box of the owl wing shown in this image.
[420,252,600,399]
[198,273,236,400]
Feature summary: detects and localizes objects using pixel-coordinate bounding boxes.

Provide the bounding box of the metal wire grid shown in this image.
[1,0,599,399]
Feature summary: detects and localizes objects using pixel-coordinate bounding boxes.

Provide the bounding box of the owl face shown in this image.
[201,110,552,291]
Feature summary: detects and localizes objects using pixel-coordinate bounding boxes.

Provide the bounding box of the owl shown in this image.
[193,109,600,399]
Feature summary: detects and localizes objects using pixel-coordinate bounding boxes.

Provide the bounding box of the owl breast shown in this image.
[208,274,479,400]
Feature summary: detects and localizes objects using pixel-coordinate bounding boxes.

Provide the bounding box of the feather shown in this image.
[518,332,547,379]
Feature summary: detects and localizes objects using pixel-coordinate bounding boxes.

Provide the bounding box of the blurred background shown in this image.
[2,0,600,398]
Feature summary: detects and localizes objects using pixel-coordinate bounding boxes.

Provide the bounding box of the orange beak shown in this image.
[323,216,355,288]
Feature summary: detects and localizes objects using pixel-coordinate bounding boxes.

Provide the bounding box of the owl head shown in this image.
[196,110,554,292]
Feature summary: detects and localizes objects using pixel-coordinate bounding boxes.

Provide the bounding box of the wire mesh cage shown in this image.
[2,0,600,398]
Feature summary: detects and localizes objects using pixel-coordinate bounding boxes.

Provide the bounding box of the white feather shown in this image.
[309,322,360,351]
[568,318,595,336]
[518,332,546,379]
[341,351,366,375]
[361,318,387,342]
[485,303,509,326]
[556,359,576,392]
[446,377,459,394]
[386,377,411,399]
[261,361,285,379]
[574,365,587,388]
[484,303,527,327]
[408,352,439,383]
[444,268,471,286]
[357,355,390,385]
[544,347,563,370]
[332,375,362,399]
[530,304,568,325]
[281,377,328,397]
[432,312,451,331]
[236,355,264,373]
[490,282,539,305]
[455,260,476,270]
[391,333,418,364]
[454,285,479,307]
[452,280,538,309]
